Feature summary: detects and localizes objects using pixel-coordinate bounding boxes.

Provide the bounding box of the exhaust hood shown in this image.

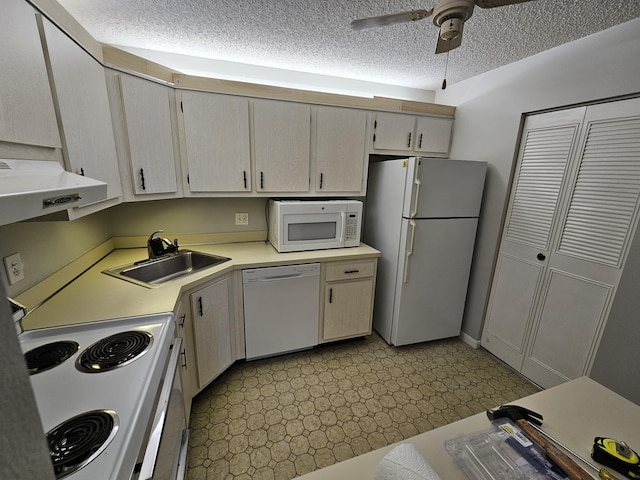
[0,159,108,226]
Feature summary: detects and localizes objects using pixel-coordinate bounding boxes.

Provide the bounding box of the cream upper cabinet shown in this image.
[371,111,452,157]
[314,106,368,194]
[414,116,453,156]
[253,99,311,193]
[115,74,180,198]
[0,0,59,148]
[179,91,251,193]
[39,17,121,213]
[371,112,415,152]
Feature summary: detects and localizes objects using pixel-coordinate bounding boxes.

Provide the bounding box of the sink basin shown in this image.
[103,250,231,287]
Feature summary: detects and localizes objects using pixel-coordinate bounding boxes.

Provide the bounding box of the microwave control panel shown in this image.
[345,214,360,241]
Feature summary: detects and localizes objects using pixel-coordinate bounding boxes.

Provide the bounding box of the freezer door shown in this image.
[406,158,487,218]
[391,218,478,346]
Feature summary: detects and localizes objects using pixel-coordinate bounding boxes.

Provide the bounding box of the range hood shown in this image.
[0,159,108,226]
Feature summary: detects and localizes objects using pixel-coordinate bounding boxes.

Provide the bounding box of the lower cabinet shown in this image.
[188,276,234,391]
[321,259,377,342]
[173,299,196,423]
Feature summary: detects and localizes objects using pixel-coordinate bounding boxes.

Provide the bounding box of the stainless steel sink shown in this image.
[103,250,231,287]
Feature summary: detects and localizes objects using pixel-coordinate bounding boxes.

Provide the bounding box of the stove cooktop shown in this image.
[19,314,175,480]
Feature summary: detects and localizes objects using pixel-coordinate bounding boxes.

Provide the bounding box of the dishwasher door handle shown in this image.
[249,273,304,282]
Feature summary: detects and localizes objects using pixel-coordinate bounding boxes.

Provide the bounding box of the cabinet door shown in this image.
[323,279,373,341]
[315,106,367,193]
[181,91,251,192]
[0,0,59,148]
[254,99,311,192]
[39,17,121,202]
[414,116,453,156]
[190,277,232,389]
[119,75,178,195]
[174,300,196,422]
[372,112,415,151]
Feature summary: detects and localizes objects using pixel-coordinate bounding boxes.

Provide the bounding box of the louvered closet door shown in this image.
[522,97,640,388]
[482,107,587,371]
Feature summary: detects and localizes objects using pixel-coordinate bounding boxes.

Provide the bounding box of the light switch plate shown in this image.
[4,253,24,285]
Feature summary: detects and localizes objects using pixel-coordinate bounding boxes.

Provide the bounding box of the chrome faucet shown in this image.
[147,230,179,259]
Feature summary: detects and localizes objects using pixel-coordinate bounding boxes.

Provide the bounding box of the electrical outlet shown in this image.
[235,212,249,225]
[4,253,24,285]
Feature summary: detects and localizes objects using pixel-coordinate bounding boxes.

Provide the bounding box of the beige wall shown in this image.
[0,209,111,297]
[107,197,268,237]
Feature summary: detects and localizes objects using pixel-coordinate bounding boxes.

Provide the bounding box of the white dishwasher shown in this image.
[243,263,320,360]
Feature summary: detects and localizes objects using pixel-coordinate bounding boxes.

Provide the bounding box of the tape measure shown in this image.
[592,437,640,479]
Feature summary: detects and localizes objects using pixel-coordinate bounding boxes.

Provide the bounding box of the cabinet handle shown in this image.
[181,348,187,369]
[140,168,146,190]
[319,172,324,189]
[344,269,360,274]
[407,132,412,148]
[418,133,423,149]
[243,170,247,189]
[260,171,264,190]
[329,288,333,304]
[80,167,85,176]
[179,314,186,328]
[198,297,203,316]
[537,253,546,261]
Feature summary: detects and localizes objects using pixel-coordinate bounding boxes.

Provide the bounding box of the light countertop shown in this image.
[21,241,380,330]
[297,376,640,479]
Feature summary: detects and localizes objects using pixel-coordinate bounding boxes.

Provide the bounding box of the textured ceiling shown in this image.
[56,0,640,92]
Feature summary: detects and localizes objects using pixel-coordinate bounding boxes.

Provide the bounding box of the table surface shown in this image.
[298,376,640,479]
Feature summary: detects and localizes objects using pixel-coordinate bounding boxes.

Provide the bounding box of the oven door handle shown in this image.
[138,337,182,480]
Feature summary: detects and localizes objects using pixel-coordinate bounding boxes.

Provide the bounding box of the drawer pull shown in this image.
[329,288,333,304]
[179,314,186,328]
[198,297,203,316]
[344,269,360,274]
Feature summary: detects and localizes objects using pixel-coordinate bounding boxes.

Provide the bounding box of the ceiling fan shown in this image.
[351,0,536,54]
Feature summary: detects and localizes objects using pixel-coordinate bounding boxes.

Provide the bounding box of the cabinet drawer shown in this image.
[325,260,375,281]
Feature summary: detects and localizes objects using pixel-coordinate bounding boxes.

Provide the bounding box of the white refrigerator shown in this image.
[364,157,487,346]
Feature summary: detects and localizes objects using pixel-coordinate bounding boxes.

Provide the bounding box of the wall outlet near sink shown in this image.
[235,213,249,225]
[4,253,25,285]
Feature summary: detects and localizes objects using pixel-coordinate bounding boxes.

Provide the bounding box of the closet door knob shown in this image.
[537,253,546,261]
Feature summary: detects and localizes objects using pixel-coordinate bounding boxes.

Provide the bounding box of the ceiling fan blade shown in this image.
[475,0,536,8]
[351,9,433,31]
[435,32,463,54]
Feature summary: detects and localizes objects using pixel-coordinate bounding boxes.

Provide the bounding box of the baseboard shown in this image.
[460,331,480,349]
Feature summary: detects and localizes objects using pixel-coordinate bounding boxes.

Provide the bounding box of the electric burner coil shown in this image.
[76,330,153,373]
[24,341,79,375]
[47,409,119,479]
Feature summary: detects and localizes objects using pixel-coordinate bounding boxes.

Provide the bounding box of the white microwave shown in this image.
[268,199,363,252]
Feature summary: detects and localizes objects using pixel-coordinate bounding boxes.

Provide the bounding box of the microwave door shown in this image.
[283,213,344,250]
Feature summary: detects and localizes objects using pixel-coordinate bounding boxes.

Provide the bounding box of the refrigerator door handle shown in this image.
[410,163,422,218]
[403,219,417,283]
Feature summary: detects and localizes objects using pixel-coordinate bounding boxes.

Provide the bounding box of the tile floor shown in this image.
[186,333,540,480]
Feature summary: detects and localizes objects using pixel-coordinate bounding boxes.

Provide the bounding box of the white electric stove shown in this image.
[19,313,180,480]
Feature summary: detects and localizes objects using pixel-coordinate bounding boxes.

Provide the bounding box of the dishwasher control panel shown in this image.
[242,263,320,283]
